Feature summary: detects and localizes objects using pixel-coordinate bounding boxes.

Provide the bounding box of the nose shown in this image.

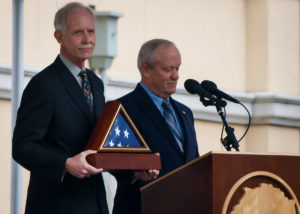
[82,31,92,43]
[171,69,179,80]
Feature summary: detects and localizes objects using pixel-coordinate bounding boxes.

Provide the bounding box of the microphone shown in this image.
[201,80,240,104]
[184,79,226,107]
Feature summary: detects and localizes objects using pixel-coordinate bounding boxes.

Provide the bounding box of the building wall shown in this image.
[0,0,299,213]
[0,100,12,214]
[246,0,300,93]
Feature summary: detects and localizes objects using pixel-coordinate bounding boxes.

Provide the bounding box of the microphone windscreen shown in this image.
[201,80,217,91]
[184,79,200,94]
[201,80,240,104]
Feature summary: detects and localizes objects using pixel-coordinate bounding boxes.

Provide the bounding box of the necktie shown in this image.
[79,70,93,112]
[162,99,184,152]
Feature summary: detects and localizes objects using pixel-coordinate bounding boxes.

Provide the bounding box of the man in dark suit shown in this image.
[12,2,108,214]
[112,39,199,214]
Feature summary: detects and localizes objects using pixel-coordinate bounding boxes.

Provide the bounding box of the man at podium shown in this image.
[112,39,199,214]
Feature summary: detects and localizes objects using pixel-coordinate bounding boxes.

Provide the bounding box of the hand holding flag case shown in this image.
[85,100,161,170]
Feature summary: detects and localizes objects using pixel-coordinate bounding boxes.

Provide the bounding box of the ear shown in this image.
[140,63,150,78]
[54,30,63,44]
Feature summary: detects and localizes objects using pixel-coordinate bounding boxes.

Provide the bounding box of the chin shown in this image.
[165,91,175,97]
[169,88,177,94]
[79,54,92,60]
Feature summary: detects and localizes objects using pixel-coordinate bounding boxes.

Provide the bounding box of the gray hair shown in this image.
[54,2,95,33]
[137,39,178,71]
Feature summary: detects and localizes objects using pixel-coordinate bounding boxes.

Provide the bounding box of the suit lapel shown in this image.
[55,57,93,122]
[171,98,195,162]
[134,85,184,156]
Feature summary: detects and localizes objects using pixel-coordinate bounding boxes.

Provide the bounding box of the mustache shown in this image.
[78,44,94,49]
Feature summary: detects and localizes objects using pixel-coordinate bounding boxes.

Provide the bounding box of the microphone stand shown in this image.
[200,96,239,151]
[215,103,239,151]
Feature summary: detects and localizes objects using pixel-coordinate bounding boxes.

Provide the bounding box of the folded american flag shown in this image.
[104,113,143,148]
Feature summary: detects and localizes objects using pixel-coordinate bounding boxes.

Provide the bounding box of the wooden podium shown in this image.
[140,151,300,214]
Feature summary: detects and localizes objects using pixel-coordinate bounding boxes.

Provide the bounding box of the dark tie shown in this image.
[162,99,184,152]
[79,70,93,112]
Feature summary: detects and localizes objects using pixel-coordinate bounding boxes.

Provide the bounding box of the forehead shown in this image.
[65,9,95,28]
[152,46,181,65]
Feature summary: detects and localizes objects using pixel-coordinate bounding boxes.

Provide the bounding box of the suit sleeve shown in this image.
[12,78,67,184]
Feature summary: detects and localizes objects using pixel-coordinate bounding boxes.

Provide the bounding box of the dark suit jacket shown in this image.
[12,56,109,214]
[112,84,199,214]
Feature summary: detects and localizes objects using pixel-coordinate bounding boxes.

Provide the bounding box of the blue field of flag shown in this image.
[104,113,143,148]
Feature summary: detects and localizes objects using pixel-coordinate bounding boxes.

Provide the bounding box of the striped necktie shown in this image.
[162,99,184,152]
[79,70,93,112]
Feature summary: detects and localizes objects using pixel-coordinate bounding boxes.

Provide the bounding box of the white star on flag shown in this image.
[109,140,114,147]
[117,142,122,147]
[115,126,120,136]
[124,129,129,138]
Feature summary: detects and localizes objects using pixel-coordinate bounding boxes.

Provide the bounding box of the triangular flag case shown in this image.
[85,100,161,170]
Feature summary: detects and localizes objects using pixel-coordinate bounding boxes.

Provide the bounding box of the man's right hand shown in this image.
[65,150,103,179]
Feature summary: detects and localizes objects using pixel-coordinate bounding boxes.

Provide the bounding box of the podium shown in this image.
[140,151,300,214]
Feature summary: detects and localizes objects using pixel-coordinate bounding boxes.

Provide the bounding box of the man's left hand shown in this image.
[134,169,159,181]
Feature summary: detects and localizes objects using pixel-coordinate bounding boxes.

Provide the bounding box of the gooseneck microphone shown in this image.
[184,79,226,107]
[184,78,242,151]
[201,80,240,104]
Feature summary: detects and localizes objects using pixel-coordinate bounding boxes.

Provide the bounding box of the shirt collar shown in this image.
[59,54,83,77]
[139,82,170,112]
